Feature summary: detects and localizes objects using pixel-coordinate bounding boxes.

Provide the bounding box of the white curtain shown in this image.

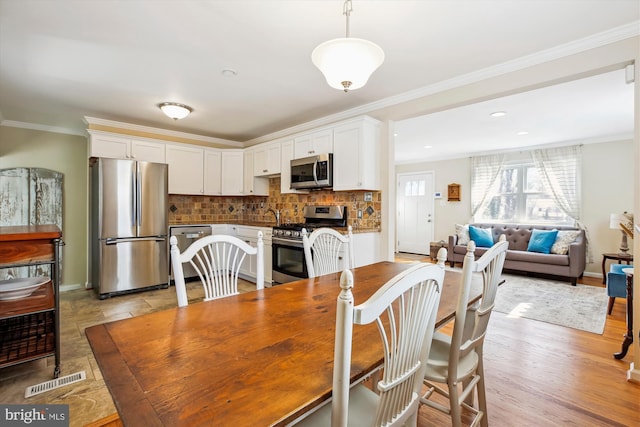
[531,145,591,262]
[470,154,506,219]
[531,145,582,221]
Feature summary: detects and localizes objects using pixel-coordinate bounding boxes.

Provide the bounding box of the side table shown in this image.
[602,252,633,284]
[614,268,634,360]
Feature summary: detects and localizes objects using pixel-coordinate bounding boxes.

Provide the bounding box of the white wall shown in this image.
[395,139,634,277]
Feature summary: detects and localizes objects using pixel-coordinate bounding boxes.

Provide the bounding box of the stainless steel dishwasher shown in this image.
[168,225,212,282]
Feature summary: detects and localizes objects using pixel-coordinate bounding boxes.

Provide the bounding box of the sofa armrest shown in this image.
[447,234,458,262]
[567,231,586,277]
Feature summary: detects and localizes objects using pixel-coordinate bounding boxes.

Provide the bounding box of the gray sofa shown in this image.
[448,223,586,285]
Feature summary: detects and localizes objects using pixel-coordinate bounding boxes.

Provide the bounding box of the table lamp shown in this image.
[610,212,634,255]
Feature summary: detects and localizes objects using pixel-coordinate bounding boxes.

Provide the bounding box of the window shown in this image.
[476,162,572,225]
[404,179,425,197]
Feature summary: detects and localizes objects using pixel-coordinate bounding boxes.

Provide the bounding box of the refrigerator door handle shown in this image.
[131,168,137,228]
[137,166,142,228]
[106,237,166,245]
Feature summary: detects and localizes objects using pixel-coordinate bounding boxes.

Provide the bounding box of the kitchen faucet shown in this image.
[266,208,281,226]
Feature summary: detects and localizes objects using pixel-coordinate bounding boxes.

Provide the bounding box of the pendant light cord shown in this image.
[343,0,353,38]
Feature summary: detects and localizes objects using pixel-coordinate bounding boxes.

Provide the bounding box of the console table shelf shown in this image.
[0,225,62,378]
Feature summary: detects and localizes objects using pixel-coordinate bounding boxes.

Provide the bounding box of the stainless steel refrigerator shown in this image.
[90,158,168,298]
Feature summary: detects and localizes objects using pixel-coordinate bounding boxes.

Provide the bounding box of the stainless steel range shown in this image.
[272,205,347,284]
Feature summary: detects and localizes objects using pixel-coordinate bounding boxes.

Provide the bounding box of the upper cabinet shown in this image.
[332,117,382,191]
[203,148,222,196]
[294,129,333,159]
[221,150,245,196]
[88,131,166,163]
[243,149,269,196]
[166,144,204,195]
[253,141,281,176]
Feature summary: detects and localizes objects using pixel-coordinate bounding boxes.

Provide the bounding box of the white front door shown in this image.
[397,172,434,254]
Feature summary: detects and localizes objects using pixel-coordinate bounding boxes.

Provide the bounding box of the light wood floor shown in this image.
[400,252,640,426]
[2,256,638,426]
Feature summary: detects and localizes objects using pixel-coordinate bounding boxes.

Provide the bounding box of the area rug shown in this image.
[493,274,607,334]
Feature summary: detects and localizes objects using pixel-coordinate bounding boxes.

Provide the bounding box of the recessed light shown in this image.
[517,131,529,136]
[423,145,432,149]
[490,111,506,117]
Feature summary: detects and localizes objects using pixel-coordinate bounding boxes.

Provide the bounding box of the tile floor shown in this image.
[0,280,257,427]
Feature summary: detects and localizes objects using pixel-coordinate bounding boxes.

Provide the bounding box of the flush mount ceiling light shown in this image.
[489,111,507,117]
[312,0,384,92]
[159,102,193,120]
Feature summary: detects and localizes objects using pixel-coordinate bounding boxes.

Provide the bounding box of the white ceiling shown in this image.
[0,0,638,161]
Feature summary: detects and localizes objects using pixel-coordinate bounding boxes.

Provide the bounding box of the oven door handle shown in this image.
[273,238,304,248]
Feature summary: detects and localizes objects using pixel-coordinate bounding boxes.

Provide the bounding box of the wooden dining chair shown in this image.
[296,255,446,427]
[302,226,354,278]
[419,236,508,427]
[169,231,264,307]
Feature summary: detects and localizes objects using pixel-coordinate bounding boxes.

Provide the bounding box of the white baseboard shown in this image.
[59,283,83,292]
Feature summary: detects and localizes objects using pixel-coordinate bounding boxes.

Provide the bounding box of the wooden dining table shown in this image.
[86,261,482,427]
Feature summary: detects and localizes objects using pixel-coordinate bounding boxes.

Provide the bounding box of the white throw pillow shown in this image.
[455,224,470,245]
[551,230,580,255]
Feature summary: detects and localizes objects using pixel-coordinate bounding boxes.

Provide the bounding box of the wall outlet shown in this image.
[357,209,363,219]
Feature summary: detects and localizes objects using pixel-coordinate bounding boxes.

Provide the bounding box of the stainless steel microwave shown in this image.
[290,153,333,190]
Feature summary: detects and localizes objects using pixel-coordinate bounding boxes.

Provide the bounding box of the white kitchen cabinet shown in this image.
[221,150,245,196]
[166,144,204,194]
[253,141,281,176]
[236,225,273,285]
[243,149,269,196]
[332,117,382,191]
[352,232,383,268]
[293,128,333,159]
[88,131,165,163]
[280,139,308,195]
[204,149,222,195]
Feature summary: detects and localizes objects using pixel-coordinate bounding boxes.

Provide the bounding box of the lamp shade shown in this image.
[159,102,192,120]
[312,37,384,92]
[610,213,623,229]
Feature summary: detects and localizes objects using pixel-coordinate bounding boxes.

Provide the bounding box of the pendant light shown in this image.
[159,102,193,120]
[312,0,384,92]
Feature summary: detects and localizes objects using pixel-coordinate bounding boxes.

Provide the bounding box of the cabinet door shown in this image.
[243,150,268,196]
[131,139,166,163]
[254,142,281,176]
[221,151,244,195]
[265,143,281,175]
[204,149,222,195]
[333,119,380,191]
[166,144,204,194]
[89,134,131,159]
[294,129,333,159]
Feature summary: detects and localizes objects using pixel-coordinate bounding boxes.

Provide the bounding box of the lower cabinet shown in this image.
[235,225,272,286]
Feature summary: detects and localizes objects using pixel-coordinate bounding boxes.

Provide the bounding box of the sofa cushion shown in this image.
[455,223,470,245]
[550,230,580,255]
[506,249,569,266]
[469,225,494,247]
[527,229,558,254]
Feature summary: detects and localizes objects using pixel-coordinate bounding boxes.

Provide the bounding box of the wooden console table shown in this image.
[601,252,633,284]
[614,268,634,360]
[0,225,63,377]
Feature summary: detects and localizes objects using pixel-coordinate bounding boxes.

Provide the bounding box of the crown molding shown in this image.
[247,21,640,145]
[0,120,86,136]
[83,116,243,147]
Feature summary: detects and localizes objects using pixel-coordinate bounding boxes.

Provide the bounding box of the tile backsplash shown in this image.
[169,177,381,230]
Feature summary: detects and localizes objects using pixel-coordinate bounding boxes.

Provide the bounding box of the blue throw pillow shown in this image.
[527,229,559,254]
[469,225,494,248]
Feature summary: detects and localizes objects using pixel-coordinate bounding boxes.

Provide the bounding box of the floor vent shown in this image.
[25,371,86,398]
